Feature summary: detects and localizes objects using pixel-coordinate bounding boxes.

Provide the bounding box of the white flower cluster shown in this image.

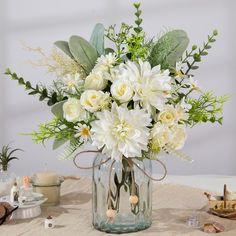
[62,54,192,160]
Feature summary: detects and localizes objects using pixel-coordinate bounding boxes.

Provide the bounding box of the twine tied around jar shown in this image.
[73,150,167,220]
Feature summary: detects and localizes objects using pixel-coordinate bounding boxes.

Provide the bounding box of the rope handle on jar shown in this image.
[73,150,167,181]
[73,150,167,221]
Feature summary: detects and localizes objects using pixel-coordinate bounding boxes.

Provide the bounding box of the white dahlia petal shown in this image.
[91,103,151,160]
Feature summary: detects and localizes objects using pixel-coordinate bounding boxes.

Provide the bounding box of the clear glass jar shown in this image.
[92,152,152,233]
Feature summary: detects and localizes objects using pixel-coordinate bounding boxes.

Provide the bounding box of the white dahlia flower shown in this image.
[91,103,151,161]
[95,53,117,72]
[113,60,172,112]
[61,73,84,93]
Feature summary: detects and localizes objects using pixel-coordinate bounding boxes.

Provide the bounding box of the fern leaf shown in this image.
[163,145,192,162]
[59,139,82,160]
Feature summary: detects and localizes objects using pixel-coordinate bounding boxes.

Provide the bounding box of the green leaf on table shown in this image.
[149,30,189,69]
[69,35,98,74]
[54,41,74,59]
[89,23,105,55]
[51,100,66,119]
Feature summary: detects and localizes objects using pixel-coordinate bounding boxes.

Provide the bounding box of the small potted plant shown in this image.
[0,144,22,172]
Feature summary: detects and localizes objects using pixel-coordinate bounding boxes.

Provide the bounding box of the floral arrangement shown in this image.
[5,3,227,162]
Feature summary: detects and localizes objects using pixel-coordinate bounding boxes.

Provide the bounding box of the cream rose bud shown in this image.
[151,122,171,148]
[63,98,87,122]
[169,125,187,150]
[80,90,108,112]
[84,71,107,90]
[111,79,133,103]
[158,105,177,125]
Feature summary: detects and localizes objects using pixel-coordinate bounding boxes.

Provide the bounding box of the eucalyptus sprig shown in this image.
[5,68,67,106]
[182,30,218,74]
[126,3,150,61]
[133,2,143,34]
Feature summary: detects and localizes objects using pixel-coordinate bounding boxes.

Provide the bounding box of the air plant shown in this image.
[0,144,23,171]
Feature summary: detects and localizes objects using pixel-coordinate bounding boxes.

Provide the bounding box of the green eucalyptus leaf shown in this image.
[54,41,74,59]
[149,30,189,69]
[53,138,68,150]
[105,48,115,54]
[89,23,105,55]
[51,100,66,119]
[69,36,98,74]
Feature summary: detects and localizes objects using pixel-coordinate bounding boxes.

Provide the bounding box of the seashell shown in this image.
[203,224,217,233]
[226,190,236,201]
[212,222,225,232]
[204,192,216,201]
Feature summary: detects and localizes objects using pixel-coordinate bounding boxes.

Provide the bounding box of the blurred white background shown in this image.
[0,0,235,176]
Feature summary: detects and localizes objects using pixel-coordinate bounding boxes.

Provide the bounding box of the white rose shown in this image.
[111,79,133,103]
[84,71,107,90]
[63,98,87,122]
[169,125,187,150]
[80,90,109,112]
[158,105,177,125]
[151,122,171,148]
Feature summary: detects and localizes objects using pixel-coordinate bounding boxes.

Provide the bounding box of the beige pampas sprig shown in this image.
[21,41,86,78]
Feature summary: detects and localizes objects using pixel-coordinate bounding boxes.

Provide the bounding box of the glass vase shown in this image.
[92,152,152,233]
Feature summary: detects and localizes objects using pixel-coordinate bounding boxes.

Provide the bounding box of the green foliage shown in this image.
[69,36,98,74]
[89,23,105,55]
[163,145,192,162]
[0,144,23,171]
[54,41,74,59]
[53,138,68,150]
[105,23,132,59]
[5,69,67,106]
[51,100,66,119]
[149,30,189,69]
[187,92,228,126]
[133,2,143,34]
[127,34,152,61]
[182,30,218,74]
[105,3,151,61]
[26,118,76,145]
[59,138,82,160]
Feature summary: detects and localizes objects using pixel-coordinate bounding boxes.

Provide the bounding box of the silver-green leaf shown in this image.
[51,100,66,119]
[90,23,105,55]
[69,36,98,74]
[53,138,68,150]
[149,30,189,69]
[54,41,74,59]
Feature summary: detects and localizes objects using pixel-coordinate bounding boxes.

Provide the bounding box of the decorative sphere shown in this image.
[129,195,139,204]
[106,209,116,219]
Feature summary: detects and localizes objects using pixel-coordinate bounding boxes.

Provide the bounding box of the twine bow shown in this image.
[73,150,167,220]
